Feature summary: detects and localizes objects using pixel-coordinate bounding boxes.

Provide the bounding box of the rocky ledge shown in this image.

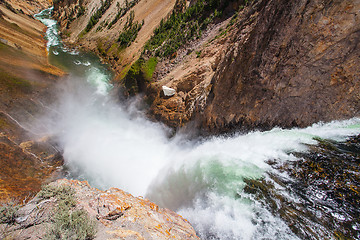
[0,179,199,240]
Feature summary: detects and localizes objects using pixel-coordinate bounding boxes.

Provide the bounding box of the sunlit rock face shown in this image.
[0,179,200,240]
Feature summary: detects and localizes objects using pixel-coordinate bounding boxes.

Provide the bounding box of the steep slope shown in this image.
[0,0,64,202]
[143,0,360,133]
[53,0,177,75]
[0,0,52,15]
[199,0,360,133]
[53,0,360,134]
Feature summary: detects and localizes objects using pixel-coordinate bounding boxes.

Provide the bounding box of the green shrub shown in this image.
[46,204,96,240]
[117,11,144,48]
[38,184,75,205]
[196,50,202,58]
[143,57,157,79]
[84,0,113,33]
[39,184,97,240]
[144,0,237,58]
[122,56,158,95]
[76,6,86,18]
[107,0,140,29]
[0,202,19,224]
[123,58,143,95]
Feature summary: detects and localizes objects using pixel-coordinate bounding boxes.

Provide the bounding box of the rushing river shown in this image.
[34,8,360,240]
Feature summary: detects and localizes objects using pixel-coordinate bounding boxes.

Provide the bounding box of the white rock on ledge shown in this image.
[162,86,176,97]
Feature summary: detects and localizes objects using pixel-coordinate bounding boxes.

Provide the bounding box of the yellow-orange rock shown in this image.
[0,179,200,240]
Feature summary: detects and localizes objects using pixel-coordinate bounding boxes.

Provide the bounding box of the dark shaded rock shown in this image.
[244,135,360,239]
[199,0,360,133]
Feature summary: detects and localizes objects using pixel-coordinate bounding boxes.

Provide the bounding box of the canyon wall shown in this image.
[52,0,360,134]
[0,0,65,201]
[199,0,360,132]
[53,0,177,75]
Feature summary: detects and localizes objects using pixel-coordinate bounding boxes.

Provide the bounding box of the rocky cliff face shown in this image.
[0,179,200,240]
[198,0,360,133]
[1,0,52,15]
[147,0,360,133]
[53,0,177,75]
[52,0,360,133]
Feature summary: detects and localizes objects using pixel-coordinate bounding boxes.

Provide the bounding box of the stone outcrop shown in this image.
[146,21,230,128]
[0,179,200,240]
[52,0,85,31]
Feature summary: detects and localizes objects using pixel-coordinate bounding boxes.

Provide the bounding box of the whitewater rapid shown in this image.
[34,8,360,239]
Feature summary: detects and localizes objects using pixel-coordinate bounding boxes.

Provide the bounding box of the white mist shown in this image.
[33,72,360,239]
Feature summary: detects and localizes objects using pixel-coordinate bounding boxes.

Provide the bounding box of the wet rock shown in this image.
[245,135,360,239]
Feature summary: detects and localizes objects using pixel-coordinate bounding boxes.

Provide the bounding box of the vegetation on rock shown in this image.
[144,0,235,57]
[0,201,19,224]
[39,184,97,240]
[117,10,144,48]
[84,0,113,33]
[76,5,86,18]
[120,56,156,96]
[122,0,242,96]
[107,0,140,29]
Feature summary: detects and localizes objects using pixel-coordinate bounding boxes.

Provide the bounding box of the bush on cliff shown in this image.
[0,201,19,224]
[107,0,140,29]
[144,0,234,57]
[39,184,97,240]
[117,10,144,48]
[84,0,113,33]
[122,57,157,96]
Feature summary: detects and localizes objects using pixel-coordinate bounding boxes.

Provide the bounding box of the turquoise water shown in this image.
[34,8,360,240]
[34,7,112,95]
